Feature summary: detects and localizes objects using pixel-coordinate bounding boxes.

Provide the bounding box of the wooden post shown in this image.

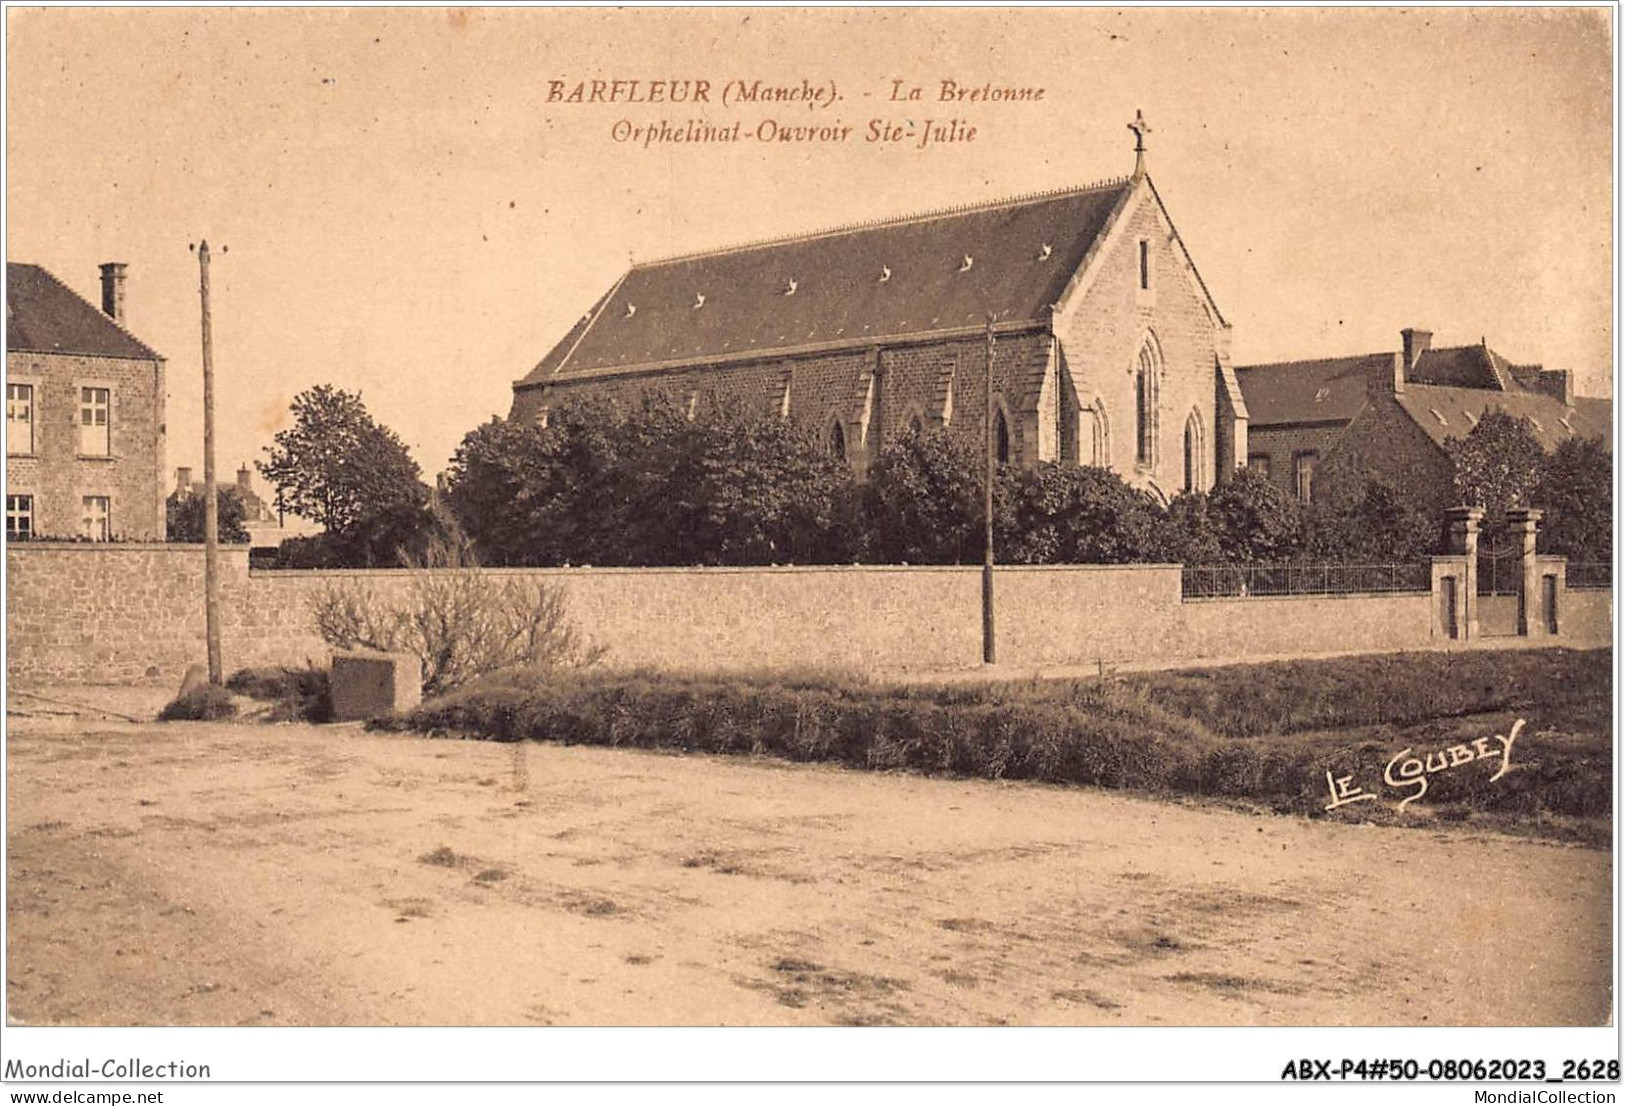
[197,241,223,684]
[982,317,996,665]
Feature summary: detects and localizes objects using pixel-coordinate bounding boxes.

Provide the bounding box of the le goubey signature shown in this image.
[1324,719,1524,813]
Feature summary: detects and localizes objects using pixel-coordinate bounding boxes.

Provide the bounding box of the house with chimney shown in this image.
[6,261,166,540]
[513,114,1250,502]
[1235,328,1610,512]
[167,462,317,554]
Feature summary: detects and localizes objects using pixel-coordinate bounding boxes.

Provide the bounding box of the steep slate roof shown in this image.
[1399,384,1612,451]
[6,262,160,361]
[1233,353,1394,425]
[522,179,1135,385]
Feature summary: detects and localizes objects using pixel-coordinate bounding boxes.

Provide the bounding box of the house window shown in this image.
[81,495,110,541]
[1293,451,1318,503]
[6,494,33,539]
[1135,341,1159,467]
[1248,453,1272,479]
[79,387,111,456]
[993,407,1010,464]
[7,383,33,455]
[1138,239,1151,291]
[1183,411,1205,493]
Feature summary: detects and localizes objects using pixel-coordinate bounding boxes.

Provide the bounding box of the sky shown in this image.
[6,7,1613,480]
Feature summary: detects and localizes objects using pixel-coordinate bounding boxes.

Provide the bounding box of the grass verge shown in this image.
[386,648,1611,836]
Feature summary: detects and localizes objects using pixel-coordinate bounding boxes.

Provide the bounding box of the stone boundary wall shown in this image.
[5,543,1612,684]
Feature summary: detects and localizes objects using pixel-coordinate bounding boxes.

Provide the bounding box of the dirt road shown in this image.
[5,689,1611,1026]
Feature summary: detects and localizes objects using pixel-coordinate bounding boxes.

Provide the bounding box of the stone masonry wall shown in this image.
[6,351,166,540]
[8,544,1610,685]
[1054,185,1227,499]
[1316,392,1454,517]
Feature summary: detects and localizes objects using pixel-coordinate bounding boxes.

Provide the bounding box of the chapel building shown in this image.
[512,115,1247,501]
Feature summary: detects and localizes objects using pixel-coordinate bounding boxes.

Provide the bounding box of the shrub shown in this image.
[159,683,238,721]
[1000,463,1168,564]
[1203,466,1304,563]
[310,531,602,696]
[226,665,332,722]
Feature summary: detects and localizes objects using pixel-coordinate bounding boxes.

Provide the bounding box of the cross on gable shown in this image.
[1128,109,1151,151]
[1128,109,1152,176]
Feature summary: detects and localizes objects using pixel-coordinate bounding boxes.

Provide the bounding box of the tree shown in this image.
[687,402,858,565]
[445,396,859,567]
[442,415,555,566]
[1444,409,1545,541]
[259,385,425,535]
[1159,490,1224,565]
[166,487,250,544]
[1534,435,1612,564]
[862,427,1002,564]
[1300,475,1440,563]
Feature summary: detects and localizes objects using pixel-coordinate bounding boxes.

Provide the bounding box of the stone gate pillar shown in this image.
[1505,506,1543,636]
[1445,506,1484,640]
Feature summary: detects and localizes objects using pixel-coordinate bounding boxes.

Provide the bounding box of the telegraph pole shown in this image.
[982,316,996,665]
[196,241,223,684]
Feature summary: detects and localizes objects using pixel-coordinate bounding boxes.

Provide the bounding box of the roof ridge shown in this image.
[10,260,162,361]
[634,176,1135,267]
[1234,351,1390,371]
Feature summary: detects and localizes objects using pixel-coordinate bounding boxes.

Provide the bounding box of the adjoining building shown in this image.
[6,261,167,540]
[514,116,1249,503]
[1236,328,1610,511]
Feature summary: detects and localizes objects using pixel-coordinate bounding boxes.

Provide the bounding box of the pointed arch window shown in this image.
[1083,400,1110,467]
[908,413,925,436]
[828,420,847,461]
[1135,339,1160,468]
[1183,409,1205,493]
[993,407,1011,464]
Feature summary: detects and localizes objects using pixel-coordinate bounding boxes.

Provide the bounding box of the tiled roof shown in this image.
[1232,352,1394,425]
[1236,341,1572,428]
[7,262,160,361]
[522,180,1135,385]
[1397,384,1612,451]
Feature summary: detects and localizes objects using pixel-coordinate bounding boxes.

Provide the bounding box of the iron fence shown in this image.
[1181,562,1433,600]
[1567,562,1612,590]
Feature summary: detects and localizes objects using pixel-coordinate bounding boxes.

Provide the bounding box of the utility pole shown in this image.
[195,241,223,684]
[982,316,996,665]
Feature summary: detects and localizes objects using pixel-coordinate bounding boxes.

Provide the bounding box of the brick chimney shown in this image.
[1389,352,1405,395]
[99,262,127,325]
[1401,327,1432,374]
[1536,369,1573,406]
[175,466,193,495]
[237,463,253,492]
